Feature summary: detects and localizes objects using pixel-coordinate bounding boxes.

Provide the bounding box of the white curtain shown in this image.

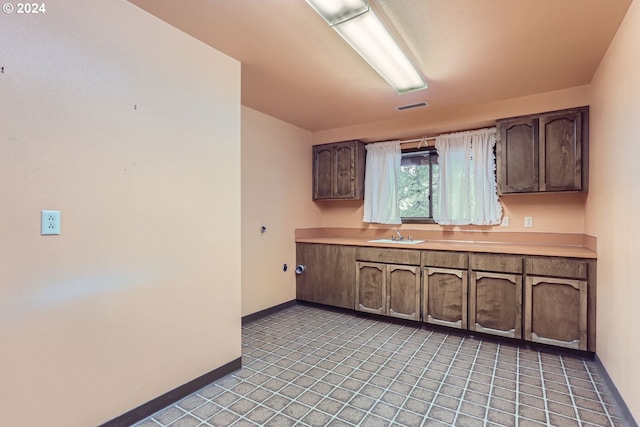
[433,128,502,225]
[363,141,402,224]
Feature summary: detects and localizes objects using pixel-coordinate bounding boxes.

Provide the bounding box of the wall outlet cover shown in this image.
[41,210,61,235]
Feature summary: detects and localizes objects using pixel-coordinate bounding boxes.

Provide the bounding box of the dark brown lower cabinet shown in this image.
[387,265,421,320]
[355,262,386,315]
[355,248,421,320]
[297,243,596,352]
[524,256,591,351]
[422,251,469,329]
[355,261,420,320]
[470,272,522,339]
[469,253,524,339]
[423,268,467,329]
[525,275,588,351]
[296,243,356,309]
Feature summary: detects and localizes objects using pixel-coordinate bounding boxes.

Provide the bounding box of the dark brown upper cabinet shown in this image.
[496,107,588,194]
[313,140,365,200]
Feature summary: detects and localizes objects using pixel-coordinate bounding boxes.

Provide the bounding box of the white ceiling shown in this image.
[128,0,631,132]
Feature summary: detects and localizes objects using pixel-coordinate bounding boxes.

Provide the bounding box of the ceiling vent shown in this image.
[396,102,429,111]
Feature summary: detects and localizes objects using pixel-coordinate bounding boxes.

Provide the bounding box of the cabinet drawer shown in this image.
[525,257,587,280]
[356,247,420,265]
[471,253,523,273]
[423,251,468,269]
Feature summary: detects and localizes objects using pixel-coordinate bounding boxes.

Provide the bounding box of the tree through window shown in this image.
[398,148,439,222]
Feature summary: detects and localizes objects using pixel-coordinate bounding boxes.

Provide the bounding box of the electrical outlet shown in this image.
[41,210,60,235]
[524,216,533,228]
[501,216,509,227]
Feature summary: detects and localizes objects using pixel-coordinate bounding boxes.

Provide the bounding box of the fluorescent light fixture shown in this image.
[305,0,369,25]
[306,0,427,93]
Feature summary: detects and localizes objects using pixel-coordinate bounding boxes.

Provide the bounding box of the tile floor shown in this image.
[134,304,629,427]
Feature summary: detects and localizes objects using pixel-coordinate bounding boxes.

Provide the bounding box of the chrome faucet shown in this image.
[394,229,404,240]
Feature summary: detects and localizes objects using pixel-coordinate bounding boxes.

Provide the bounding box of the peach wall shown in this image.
[0,2,241,426]
[586,0,640,421]
[241,107,323,316]
[319,193,586,234]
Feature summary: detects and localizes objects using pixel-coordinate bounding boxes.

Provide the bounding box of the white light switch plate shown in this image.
[41,210,60,235]
[501,216,509,227]
[524,216,533,228]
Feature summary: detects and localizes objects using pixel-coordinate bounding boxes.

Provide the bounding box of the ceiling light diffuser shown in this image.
[305,0,369,25]
[306,0,427,94]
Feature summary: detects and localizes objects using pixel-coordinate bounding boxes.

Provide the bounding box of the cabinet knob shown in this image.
[295,265,306,275]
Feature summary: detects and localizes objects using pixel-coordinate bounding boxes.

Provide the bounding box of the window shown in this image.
[398,148,439,223]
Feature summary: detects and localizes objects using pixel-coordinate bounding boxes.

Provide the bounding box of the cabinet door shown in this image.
[539,110,582,191]
[470,272,522,338]
[296,243,316,303]
[525,276,587,350]
[313,145,333,200]
[317,244,356,309]
[296,243,356,309]
[497,117,539,194]
[423,267,467,329]
[356,262,386,315]
[333,142,356,199]
[387,265,421,321]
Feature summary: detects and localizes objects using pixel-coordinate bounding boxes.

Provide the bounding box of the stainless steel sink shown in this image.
[367,238,425,245]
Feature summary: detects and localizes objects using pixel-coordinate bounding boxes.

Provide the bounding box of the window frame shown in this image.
[398,147,438,224]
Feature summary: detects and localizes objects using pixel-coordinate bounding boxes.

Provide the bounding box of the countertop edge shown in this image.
[295,237,597,259]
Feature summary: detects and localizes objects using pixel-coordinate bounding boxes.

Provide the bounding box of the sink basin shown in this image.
[368,238,426,245]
